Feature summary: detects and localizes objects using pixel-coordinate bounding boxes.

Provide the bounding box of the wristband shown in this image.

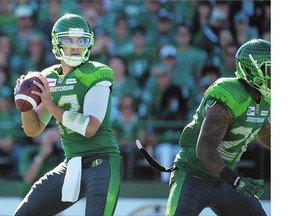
[62,111,90,136]
[219,167,240,187]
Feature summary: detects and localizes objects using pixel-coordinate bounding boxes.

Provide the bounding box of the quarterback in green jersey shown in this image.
[137,39,270,216]
[14,14,123,216]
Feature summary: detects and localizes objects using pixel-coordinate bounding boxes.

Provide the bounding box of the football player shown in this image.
[138,39,270,216]
[14,14,123,216]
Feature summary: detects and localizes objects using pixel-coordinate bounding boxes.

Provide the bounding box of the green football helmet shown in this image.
[235,39,271,98]
[51,14,94,67]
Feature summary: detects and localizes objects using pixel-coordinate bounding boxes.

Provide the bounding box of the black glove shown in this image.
[234,177,265,198]
[220,167,265,198]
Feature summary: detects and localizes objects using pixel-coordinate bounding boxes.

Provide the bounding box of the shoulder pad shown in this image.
[76,61,114,87]
[40,64,61,77]
[204,78,250,117]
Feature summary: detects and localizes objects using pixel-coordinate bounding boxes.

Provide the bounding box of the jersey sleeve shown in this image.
[203,78,251,118]
[75,61,114,88]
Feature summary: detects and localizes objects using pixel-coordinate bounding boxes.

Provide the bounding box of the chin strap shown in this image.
[136,140,176,173]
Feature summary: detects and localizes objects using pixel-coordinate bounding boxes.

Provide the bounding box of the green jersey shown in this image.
[174,77,270,181]
[41,61,120,159]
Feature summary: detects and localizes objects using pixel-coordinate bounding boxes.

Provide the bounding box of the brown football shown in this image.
[14,73,42,112]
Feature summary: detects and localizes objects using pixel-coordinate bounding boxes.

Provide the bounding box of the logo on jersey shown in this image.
[91,159,103,168]
[246,117,265,123]
[247,106,256,116]
[260,110,269,116]
[47,78,57,87]
[50,85,74,92]
[58,77,64,83]
[66,78,77,84]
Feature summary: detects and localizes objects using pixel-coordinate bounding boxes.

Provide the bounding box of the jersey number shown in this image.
[217,126,261,161]
[58,94,80,111]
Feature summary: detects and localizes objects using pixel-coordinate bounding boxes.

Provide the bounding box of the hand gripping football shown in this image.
[14,72,42,112]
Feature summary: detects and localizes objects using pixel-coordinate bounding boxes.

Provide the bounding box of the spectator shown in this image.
[166,0,198,32]
[107,55,140,121]
[0,0,17,35]
[0,35,12,82]
[193,1,212,33]
[194,65,221,107]
[0,35,23,88]
[218,28,234,50]
[148,8,175,51]
[36,0,65,44]
[192,7,226,65]
[136,0,161,34]
[110,16,133,56]
[123,25,158,88]
[232,11,259,47]
[92,0,117,35]
[200,65,221,82]
[18,126,63,197]
[0,87,22,179]
[154,85,188,182]
[9,4,40,57]
[23,33,55,72]
[112,95,146,180]
[174,23,207,97]
[159,44,177,77]
[187,65,221,117]
[218,42,238,77]
[229,1,268,37]
[142,63,174,119]
[261,30,271,42]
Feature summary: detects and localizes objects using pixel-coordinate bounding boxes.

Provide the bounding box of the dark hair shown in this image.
[201,65,221,78]
[160,85,188,120]
[132,25,146,36]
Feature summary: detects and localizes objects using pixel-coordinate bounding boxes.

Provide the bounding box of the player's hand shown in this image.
[13,75,25,95]
[32,75,53,109]
[235,177,265,198]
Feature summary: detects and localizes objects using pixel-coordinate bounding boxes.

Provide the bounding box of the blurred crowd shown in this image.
[0,0,271,186]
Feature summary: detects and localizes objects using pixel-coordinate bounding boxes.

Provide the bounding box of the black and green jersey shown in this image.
[174,77,270,181]
[41,61,120,159]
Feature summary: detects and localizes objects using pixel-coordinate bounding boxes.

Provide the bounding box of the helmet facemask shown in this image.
[235,39,271,98]
[249,54,271,98]
[52,29,94,67]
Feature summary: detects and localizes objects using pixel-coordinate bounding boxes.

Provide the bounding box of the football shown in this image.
[14,72,42,112]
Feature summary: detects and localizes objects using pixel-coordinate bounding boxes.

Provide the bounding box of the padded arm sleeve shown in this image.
[83,81,111,123]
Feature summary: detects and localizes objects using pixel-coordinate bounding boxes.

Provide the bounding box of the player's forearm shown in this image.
[196,102,232,177]
[21,111,43,137]
[257,119,271,148]
[85,116,101,138]
[196,141,227,177]
[196,120,227,177]
[257,133,270,148]
[44,102,65,124]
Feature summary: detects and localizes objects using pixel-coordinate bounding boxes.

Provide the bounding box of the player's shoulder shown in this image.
[76,61,114,85]
[79,61,113,75]
[40,64,61,77]
[206,77,249,103]
[204,77,250,117]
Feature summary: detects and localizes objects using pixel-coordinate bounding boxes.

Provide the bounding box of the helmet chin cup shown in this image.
[63,58,82,67]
